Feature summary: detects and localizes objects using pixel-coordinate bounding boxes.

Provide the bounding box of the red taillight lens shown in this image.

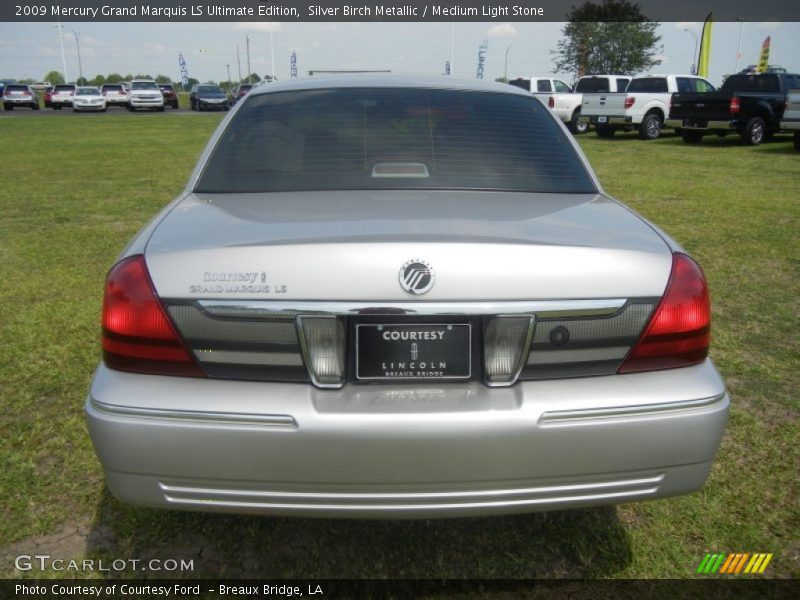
[624,96,635,109]
[730,97,740,114]
[548,96,555,108]
[102,255,205,377]
[618,254,711,374]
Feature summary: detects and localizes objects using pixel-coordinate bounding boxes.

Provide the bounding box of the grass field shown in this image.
[0,114,797,580]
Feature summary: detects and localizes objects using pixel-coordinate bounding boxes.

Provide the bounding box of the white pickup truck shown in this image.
[779,89,800,151]
[580,74,716,139]
[509,74,630,134]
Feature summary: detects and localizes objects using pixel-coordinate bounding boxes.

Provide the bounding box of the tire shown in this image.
[3,103,11,111]
[128,106,134,112]
[681,130,704,144]
[158,105,165,112]
[741,116,766,146]
[567,110,588,134]
[595,125,615,138]
[638,113,662,140]
[172,101,179,109]
[54,105,61,110]
[794,131,800,152]
[32,103,39,110]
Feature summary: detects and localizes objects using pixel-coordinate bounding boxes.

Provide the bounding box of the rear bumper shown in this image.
[780,119,800,131]
[86,360,728,518]
[580,116,632,126]
[4,97,36,105]
[674,119,740,131]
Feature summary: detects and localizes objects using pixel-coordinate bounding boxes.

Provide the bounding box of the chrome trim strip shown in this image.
[199,299,627,319]
[539,394,727,425]
[159,474,663,500]
[193,349,303,367]
[90,398,298,428]
[527,346,630,366]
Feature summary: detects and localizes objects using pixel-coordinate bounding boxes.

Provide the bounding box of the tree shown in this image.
[246,73,261,84]
[552,0,662,77]
[90,74,106,86]
[154,74,172,84]
[106,73,123,83]
[43,70,65,85]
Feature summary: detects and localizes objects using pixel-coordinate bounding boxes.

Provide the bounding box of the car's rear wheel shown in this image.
[4,103,12,111]
[681,130,703,144]
[742,116,766,146]
[794,131,800,151]
[638,113,662,140]
[568,110,588,134]
[595,125,615,138]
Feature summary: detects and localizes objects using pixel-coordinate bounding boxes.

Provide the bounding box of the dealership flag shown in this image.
[697,13,713,78]
[756,36,771,73]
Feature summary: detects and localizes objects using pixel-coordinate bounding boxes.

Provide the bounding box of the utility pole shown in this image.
[503,44,513,81]
[72,29,83,84]
[684,28,698,75]
[269,22,275,81]
[734,18,745,73]
[226,64,231,88]
[236,46,242,82]
[56,21,69,83]
[449,22,454,76]
[245,35,251,84]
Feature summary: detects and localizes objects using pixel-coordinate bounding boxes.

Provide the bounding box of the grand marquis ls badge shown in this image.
[399,260,435,295]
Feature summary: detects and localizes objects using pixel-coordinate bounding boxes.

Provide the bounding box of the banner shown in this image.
[697,13,713,78]
[756,36,771,73]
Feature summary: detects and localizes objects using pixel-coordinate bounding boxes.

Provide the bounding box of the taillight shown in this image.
[730,97,740,114]
[548,96,555,108]
[618,254,710,374]
[624,96,635,109]
[102,255,205,377]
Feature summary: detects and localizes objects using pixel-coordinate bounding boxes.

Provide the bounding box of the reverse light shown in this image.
[618,254,711,374]
[484,316,534,386]
[297,316,346,388]
[102,255,205,377]
[624,96,636,109]
[730,97,740,114]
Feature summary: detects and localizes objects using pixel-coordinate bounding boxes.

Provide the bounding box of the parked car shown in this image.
[2,84,39,110]
[101,83,129,107]
[43,86,54,108]
[86,76,728,519]
[31,81,52,91]
[50,84,76,110]
[780,89,800,151]
[190,84,229,111]
[128,79,164,112]
[72,86,107,112]
[581,74,716,139]
[508,76,589,133]
[533,75,631,134]
[669,72,800,145]
[231,83,253,105]
[158,83,180,109]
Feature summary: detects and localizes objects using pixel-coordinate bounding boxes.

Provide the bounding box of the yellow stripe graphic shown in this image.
[758,554,773,574]
[744,554,760,573]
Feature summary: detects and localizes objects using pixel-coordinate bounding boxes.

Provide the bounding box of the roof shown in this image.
[249,74,531,98]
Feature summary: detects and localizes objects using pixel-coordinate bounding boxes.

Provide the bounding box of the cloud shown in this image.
[487,23,519,39]
[675,22,699,32]
[235,22,283,33]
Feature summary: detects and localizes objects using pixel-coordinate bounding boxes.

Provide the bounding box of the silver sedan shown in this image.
[86,76,728,518]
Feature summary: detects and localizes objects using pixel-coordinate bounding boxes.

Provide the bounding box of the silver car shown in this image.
[86,77,728,518]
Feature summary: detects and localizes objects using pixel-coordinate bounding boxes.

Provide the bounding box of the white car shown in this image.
[128,79,164,112]
[72,87,107,112]
[101,83,129,107]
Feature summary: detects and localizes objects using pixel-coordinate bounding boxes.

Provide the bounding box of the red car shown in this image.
[43,86,54,108]
[158,83,180,109]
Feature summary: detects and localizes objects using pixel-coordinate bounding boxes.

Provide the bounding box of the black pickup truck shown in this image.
[668,72,800,145]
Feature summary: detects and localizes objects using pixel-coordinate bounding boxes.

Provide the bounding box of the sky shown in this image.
[1,20,798,87]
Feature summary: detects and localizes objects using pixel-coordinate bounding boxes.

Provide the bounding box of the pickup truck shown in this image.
[580,74,715,140]
[515,74,630,134]
[779,89,800,151]
[669,72,800,145]
[509,76,584,132]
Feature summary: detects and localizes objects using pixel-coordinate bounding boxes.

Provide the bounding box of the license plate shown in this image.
[356,323,472,381]
[598,116,607,123]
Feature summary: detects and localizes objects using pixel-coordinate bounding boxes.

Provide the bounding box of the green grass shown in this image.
[0,118,797,580]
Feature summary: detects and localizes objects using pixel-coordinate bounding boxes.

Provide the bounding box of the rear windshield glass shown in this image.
[575,77,611,93]
[102,85,123,91]
[195,88,596,194]
[76,87,99,95]
[508,79,530,92]
[53,85,74,92]
[627,78,669,93]
[131,81,158,90]
[198,86,223,94]
[5,85,29,92]
[721,74,780,93]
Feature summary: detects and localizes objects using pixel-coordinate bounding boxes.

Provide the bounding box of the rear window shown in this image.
[5,85,29,92]
[198,86,223,93]
[131,81,158,90]
[76,87,99,95]
[627,78,669,93]
[53,85,74,92]
[575,77,611,93]
[196,87,596,194]
[508,78,530,92]
[721,74,780,93]
[102,85,124,92]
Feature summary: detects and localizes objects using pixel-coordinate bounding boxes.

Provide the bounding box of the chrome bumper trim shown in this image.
[680,120,737,130]
[90,397,297,428]
[198,299,627,319]
[780,120,800,130]
[540,393,726,425]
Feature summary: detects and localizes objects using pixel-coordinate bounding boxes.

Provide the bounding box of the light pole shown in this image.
[734,18,745,73]
[56,22,69,83]
[684,28,698,75]
[449,22,454,76]
[503,44,513,82]
[245,35,251,84]
[269,22,275,82]
[72,29,84,84]
[226,64,231,88]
